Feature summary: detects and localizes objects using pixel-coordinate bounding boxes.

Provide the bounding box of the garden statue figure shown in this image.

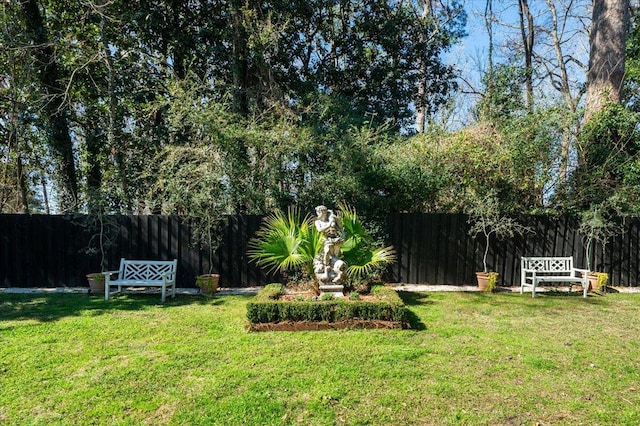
[314,205,346,287]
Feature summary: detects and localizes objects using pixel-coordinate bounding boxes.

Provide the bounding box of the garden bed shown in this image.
[246,284,409,331]
[247,319,404,331]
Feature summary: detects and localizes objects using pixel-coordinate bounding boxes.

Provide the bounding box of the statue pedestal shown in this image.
[319,284,344,298]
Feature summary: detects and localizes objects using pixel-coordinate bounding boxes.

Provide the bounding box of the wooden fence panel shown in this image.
[2,213,640,288]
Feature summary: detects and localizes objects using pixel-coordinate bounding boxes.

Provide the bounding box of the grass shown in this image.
[1,291,640,425]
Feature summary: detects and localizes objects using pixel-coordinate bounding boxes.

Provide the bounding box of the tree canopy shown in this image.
[1,0,638,226]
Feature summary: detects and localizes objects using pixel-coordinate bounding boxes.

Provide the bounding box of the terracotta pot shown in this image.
[587,272,608,292]
[476,272,490,291]
[476,271,498,292]
[86,273,105,295]
[196,274,220,294]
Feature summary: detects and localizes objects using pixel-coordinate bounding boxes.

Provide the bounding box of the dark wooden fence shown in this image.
[1,213,639,288]
[0,214,270,288]
[386,213,640,287]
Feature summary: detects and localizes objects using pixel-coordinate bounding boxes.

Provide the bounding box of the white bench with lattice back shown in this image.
[104,258,178,303]
[520,256,589,298]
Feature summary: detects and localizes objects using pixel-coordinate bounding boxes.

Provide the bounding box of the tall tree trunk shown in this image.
[231,0,249,116]
[483,0,495,118]
[21,0,78,212]
[585,0,630,122]
[6,123,30,213]
[416,0,433,133]
[518,0,534,113]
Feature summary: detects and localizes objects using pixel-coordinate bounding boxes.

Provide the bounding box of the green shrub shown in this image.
[246,285,407,325]
[255,283,285,301]
[246,301,280,323]
[370,285,403,303]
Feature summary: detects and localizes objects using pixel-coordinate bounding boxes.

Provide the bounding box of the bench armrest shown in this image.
[573,268,589,276]
[162,272,177,282]
[102,270,119,276]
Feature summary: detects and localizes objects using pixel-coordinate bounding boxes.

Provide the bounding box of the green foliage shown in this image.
[384,115,561,215]
[485,272,499,293]
[578,205,623,271]
[476,63,527,123]
[597,272,609,290]
[575,103,640,209]
[246,291,407,324]
[625,9,640,111]
[255,283,286,301]
[248,204,395,285]
[338,204,396,280]
[1,0,468,213]
[465,189,530,273]
[370,284,404,304]
[247,207,321,277]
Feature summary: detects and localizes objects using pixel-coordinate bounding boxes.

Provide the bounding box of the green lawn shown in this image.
[1,291,640,425]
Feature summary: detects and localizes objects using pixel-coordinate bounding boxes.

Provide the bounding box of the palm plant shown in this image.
[248,204,396,284]
[338,203,396,279]
[247,207,321,277]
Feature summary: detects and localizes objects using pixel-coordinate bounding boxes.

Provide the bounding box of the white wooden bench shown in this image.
[103,258,178,303]
[520,256,589,298]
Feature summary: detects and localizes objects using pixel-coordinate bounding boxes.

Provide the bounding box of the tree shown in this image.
[415,0,467,132]
[585,0,630,122]
[19,0,79,212]
[518,0,534,112]
[625,6,640,110]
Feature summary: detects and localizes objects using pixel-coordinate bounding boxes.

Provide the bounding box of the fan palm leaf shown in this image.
[247,207,318,274]
[345,246,396,279]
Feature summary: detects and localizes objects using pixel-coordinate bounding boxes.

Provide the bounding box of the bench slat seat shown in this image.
[521,256,589,298]
[104,258,178,303]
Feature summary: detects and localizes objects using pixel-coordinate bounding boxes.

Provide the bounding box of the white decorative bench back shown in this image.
[521,257,573,274]
[121,260,177,282]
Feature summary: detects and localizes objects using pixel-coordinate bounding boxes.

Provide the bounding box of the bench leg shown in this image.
[531,281,536,298]
[161,285,166,303]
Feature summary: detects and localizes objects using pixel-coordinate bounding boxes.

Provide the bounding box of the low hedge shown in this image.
[246,285,407,325]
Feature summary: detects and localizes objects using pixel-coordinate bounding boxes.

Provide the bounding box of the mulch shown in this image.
[246,319,406,332]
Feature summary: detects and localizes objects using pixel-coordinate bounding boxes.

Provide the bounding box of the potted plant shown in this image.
[195,272,220,295]
[86,271,106,294]
[189,205,227,295]
[80,196,120,295]
[578,205,620,293]
[152,144,229,294]
[465,190,529,292]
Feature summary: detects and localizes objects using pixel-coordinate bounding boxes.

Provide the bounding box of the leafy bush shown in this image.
[255,283,286,301]
[246,285,407,324]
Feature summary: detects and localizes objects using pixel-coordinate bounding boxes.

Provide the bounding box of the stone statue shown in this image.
[314,205,346,293]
